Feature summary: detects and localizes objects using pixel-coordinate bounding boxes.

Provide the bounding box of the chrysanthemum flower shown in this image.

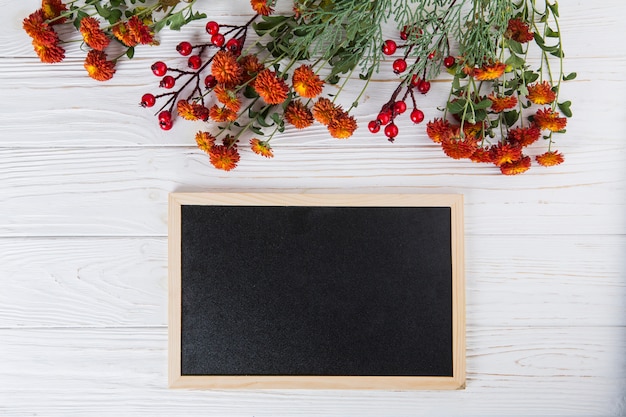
[488,93,517,113]
[463,122,485,140]
[214,85,241,112]
[284,100,314,129]
[193,105,210,121]
[250,0,274,16]
[239,54,264,82]
[500,155,531,175]
[292,65,324,98]
[534,108,567,132]
[426,118,455,143]
[536,151,564,167]
[32,39,65,63]
[250,138,274,158]
[23,10,57,46]
[209,105,237,122]
[505,18,534,43]
[507,125,541,147]
[441,136,478,159]
[84,50,116,81]
[527,81,556,105]
[472,61,506,81]
[195,131,216,153]
[112,22,137,47]
[177,100,202,121]
[470,147,493,163]
[42,0,67,24]
[212,51,243,87]
[327,111,357,139]
[312,97,339,125]
[208,145,240,171]
[490,142,523,167]
[254,69,288,105]
[80,16,110,51]
[127,15,155,45]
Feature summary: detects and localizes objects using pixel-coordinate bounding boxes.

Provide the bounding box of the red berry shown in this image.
[160,75,175,89]
[176,41,192,56]
[140,93,156,108]
[428,50,436,60]
[376,110,392,125]
[158,110,171,122]
[384,123,399,141]
[211,33,225,47]
[225,38,241,54]
[392,58,407,74]
[410,74,421,87]
[205,21,219,35]
[443,55,456,68]
[188,55,202,70]
[410,109,425,124]
[393,101,407,114]
[368,120,381,133]
[151,61,167,77]
[381,39,397,56]
[204,74,217,89]
[417,80,431,94]
[401,25,422,40]
[159,119,173,131]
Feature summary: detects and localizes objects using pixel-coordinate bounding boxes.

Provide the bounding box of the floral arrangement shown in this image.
[23,0,575,174]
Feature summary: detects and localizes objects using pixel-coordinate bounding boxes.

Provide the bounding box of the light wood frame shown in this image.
[168,193,465,390]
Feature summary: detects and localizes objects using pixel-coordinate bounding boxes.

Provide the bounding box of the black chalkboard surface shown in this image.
[168,193,465,390]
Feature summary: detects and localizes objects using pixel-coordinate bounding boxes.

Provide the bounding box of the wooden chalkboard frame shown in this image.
[168,193,465,390]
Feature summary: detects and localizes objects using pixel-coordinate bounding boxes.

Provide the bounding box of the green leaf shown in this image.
[504,110,520,127]
[547,1,560,17]
[545,27,560,38]
[507,39,524,54]
[505,53,526,69]
[447,99,466,114]
[558,101,573,117]
[125,47,134,59]
[94,2,111,18]
[250,126,264,135]
[474,99,493,110]
[563,72,577,81]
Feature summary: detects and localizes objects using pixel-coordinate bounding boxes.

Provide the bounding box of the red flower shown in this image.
[42,0,68,24]
[507,125,541,147]
[84,50,116,81]
[32,39,65,63]
[23,10,57,47]
[505,18,534,43]
[127,15,155,45]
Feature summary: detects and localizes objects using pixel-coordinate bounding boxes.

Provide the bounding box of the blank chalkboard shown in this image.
[168,193,465,390]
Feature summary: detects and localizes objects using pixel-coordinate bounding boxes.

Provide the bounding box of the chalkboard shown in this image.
[168,193,465,390]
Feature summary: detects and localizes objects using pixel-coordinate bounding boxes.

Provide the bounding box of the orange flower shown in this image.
[250,0,274,16]
[463,122,485,140]
[292,65,324,98]
[212,51,243,87]
[490,142,523,167]
[472,61,506,81]
[507,125,541,147]
[488,93,517,113]
[84,50,116,81]
[536,151,564,167]
[208,145,240,171]
[284,100,314,129]
[127,15,155,45]
[23,10,57,46]
[250,138,274,158]
[214,85,241,112]
[426,118,454,143]
[312,97,339,125]
[254,69,289,104]
[327,111,357,139]
[470,147,493,163]
[209,105,237,122]
[42,0,67,24]
[534,108,567,132]
[195,131,216,153]
[112,22,137,47]
[80,16,110,51]
[32,39,65,63]
[500,155,531,175]
[527,81,556,105]
[177,100,207,121]
[505,18,534,43]
[441,136,478,159]
[239,55,264,83]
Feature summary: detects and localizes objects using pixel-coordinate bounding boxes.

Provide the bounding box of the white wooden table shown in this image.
[1,0,624,415]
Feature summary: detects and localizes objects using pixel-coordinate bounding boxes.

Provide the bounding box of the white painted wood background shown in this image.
[1,0,624,415]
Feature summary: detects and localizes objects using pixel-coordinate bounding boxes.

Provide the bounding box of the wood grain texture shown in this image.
[1,0,625,414]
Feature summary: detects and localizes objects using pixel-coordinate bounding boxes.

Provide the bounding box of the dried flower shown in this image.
[292,65,324,98]
[284,100,314,129]
[536,151,564,167]
[84,50,116,81]
[254,69,289,105]
[250,139,274,158]
[527,81,556,105]
[208,145,240,171]
[534,108,567,132]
